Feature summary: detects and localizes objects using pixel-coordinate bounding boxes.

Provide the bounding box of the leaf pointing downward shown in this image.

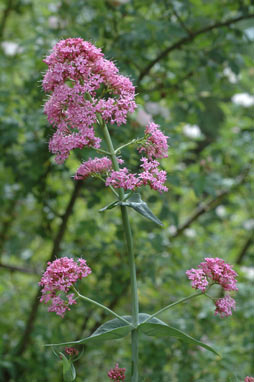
[138,313,220,356]
[120,193,163,226]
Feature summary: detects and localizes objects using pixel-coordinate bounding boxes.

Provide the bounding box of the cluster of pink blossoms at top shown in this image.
[43,38,136,163]
[39,257,91,317]
[74,120,169,192]
[43,39,168,193]
[108,363,126,381]
[186,257,238,318]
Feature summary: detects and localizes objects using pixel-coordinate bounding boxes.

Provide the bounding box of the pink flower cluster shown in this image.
[138,122,169,160]
[39,257,91,317]
[43,38,136,163]
[186,257,238,292]
[186,257,238,318]
[75,157,112,180]
[245,377,254,382]
[105,157,168,193]
[108,363,126,381]
[215,296,236,318]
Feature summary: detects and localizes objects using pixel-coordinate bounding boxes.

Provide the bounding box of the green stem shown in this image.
[92,147,111,156]
[101,122,139,382]
[96,174,119,198]
[143,291,203,323]
[72,286,131,326]
[115,138,142,154]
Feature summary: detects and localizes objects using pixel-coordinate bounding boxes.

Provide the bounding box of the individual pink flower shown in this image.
[43,38,136,163]
[186,257,238,292]
[138,122,169,159]
[108,363,126,381]
[245,377,254,382]
[75,157,112,180]
[39,257,91,317]
[214,296,236,318]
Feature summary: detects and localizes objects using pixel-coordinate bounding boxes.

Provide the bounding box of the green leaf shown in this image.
[59,353,76,382]
[120,193,163,226]
[138,314,220,356]
[99,200,119,212]
[46,317,132,347]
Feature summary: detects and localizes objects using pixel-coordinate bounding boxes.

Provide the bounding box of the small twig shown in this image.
[138,13,254,83]
[0,262,40,275]
[170,167,250,240]
[171,6,193,36]
[236,233,254,265]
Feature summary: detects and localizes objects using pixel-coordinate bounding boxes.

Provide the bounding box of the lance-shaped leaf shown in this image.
[59,353,76,382]
[46,317,132,347]
[138,313,220,356]
[120,193,163,226]
[99,200,119,212]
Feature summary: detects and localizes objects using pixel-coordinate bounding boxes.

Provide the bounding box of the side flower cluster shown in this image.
[108,363,126,381]
[186,257,238,318]
[105,122,169,193]
[43,38,136,163]
[39,257,91,317]
[75,157,112,180]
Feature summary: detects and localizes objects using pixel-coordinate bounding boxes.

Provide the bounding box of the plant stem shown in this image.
[143,291,203,323]
[101,122,139,382]
[115,138,142,154]
[72,286,131,326]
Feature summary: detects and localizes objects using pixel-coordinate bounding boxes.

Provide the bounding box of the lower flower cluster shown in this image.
[186,257,238,318]
[108,363,126,381]
[39,257,91,317]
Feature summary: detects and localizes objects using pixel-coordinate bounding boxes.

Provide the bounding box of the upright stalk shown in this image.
[102,122,139,382]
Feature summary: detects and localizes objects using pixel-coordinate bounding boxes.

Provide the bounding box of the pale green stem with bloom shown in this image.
[143,291,203,323]
[114,138,144,155]
[72,286,131,326]
[101,121,139,382]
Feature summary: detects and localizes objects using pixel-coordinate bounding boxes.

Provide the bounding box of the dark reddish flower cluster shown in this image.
[39,257,91,317]
[65,347,79,357]
[108,363,126,381]
[186,258,238,318]
[43,38,136,163]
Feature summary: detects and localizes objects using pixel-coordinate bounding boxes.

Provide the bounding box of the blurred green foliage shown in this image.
[0,0,254,381]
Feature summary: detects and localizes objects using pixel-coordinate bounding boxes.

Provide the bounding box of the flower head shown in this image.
[186,257,238,292]
[39,257,91,317]
[105,158,168,193]
[108,363,126,381]
[245,377,254,382]
[214,296,236,318]
[43,38,136,163]
[75,157,112,180]
[138,122,169,159]
[185,268,208,292]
